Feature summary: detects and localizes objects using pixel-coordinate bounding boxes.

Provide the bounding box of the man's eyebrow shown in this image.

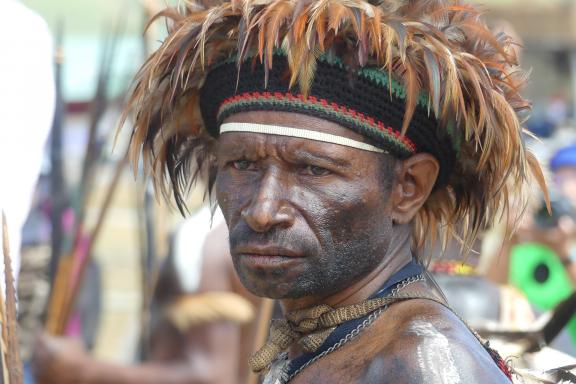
[292,147,353,168]
[216,142,248,158]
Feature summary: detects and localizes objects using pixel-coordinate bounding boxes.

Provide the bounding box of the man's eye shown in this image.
[303,165,331,176]
[231,160,255,170]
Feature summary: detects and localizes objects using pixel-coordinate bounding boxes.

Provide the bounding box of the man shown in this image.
[124,0,546,382]
[485,144,576,286]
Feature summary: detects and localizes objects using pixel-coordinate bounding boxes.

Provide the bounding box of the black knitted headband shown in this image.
[200,56,456,187]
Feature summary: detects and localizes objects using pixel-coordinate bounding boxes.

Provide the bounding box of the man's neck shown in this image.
[280,224,414,313]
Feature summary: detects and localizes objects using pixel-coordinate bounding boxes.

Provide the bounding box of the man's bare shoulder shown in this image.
[361,298,510,383]
[294,298,511,384]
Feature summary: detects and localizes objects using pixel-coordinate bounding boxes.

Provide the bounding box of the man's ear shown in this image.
[390,153,439,224]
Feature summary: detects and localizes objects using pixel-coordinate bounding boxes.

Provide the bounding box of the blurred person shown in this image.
[483,144,576,286]
[507,144,576,286]
[121,0,548,382]
[514,200,576,286]
[481,144,576,357]
[490,196,576,357]
[32,205,262,384]
[525,94,569,140]
[0,0,55,285]
[545,93,569,130]
[551,144,576,211]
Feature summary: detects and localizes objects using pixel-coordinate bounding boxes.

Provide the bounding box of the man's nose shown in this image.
[241,172,296,232]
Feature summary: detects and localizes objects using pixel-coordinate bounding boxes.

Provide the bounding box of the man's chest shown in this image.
[288,355,379,384]
[283,321,397,384]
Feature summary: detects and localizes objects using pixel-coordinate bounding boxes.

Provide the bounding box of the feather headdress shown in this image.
[122,0,547,253]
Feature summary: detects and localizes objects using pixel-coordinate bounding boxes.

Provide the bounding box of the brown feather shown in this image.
[422,45,441,116]
[309,0,328,51]
[327,1,354,35]
[400,58,420,135]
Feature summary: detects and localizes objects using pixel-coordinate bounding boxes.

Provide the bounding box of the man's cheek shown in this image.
[326,200,376,242]
[215,173,247,220]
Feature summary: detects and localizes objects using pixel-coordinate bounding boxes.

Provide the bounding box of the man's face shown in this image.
[215,111,395,300]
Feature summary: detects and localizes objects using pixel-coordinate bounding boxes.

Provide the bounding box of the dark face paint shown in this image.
[215,112,395,299]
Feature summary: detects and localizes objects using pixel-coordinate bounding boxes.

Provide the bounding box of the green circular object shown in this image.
[509,243,572,310]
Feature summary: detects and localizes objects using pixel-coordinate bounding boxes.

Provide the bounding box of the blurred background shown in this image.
[13,0,176,362]
[4,0,576,383]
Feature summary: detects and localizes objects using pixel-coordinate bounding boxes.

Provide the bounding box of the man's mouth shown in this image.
[234,245,304,267]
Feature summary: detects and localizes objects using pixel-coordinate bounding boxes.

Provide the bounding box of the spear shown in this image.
[48,20,67,285]
[58,148,130,333]
[71,19,121,255]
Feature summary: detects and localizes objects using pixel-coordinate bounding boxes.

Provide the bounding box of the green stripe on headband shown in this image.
[215,52,431,109]
[316,55,430,109]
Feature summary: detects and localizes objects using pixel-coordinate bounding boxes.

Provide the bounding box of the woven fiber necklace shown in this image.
[262,273,426,384]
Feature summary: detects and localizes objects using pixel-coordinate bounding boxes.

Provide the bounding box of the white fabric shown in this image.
[0,1,55,290]
[173,206,224,293]
[220,122,387,153]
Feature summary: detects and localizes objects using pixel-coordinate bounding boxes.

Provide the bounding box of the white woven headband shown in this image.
[219,122,386,153]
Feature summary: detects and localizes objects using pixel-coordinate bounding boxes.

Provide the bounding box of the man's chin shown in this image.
[244,282,298,299]
[239,278,311,299]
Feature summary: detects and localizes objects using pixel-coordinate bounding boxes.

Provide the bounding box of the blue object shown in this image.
[550,144,576,171]
[23,362,36,384]
[527,118,555,139]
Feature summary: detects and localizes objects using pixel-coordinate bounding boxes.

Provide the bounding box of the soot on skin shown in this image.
[215,111,396,300]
